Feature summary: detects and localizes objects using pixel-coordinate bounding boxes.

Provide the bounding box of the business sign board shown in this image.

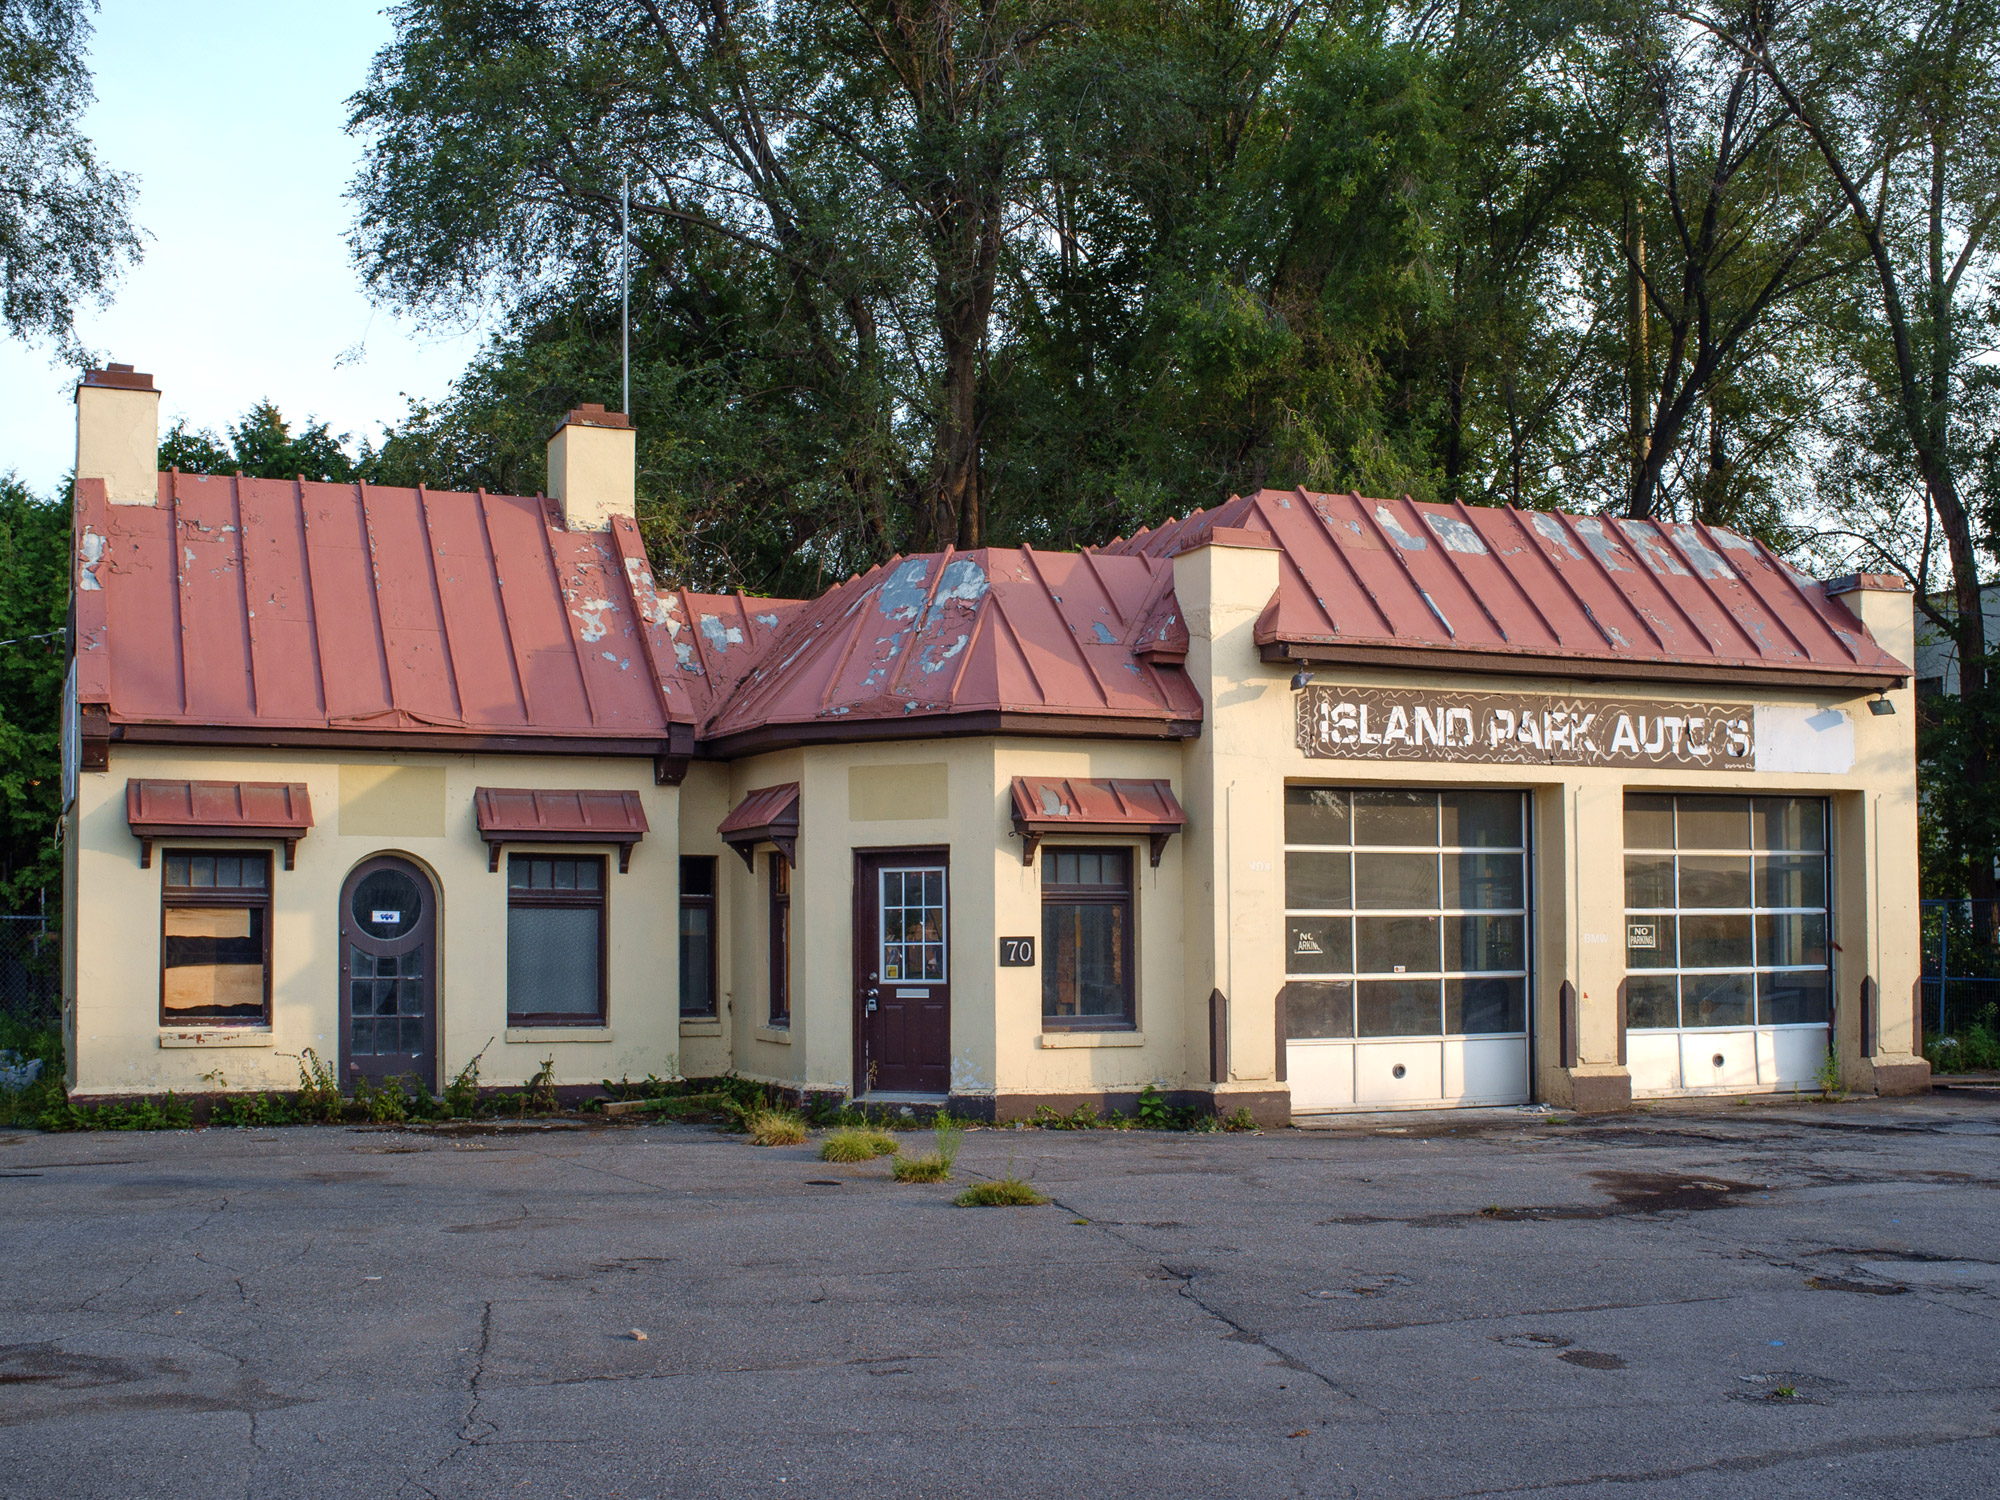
[1295,685,1756,770]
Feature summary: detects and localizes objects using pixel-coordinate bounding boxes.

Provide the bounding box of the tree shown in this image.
[1699,0,2000,905]
[0,476,70,919]
[0,0,140,354]
[158,402,359,483]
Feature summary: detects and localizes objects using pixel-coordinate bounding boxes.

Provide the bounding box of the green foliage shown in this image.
[1926,1004,2000,1074]
[352,1074,412,1123]
[0,1016,63,1127]
[956,1176,1049,1206]
[291,1048,343,1123]
[892,1116,966,1181]
[443,1046,486,1118]
[40,1090,192,1132]
[0,477,71,921]
[207,1091,296,1128]
[820,1126,900,1162]
[0,0,141,353]
[157,401,359,482]
[745,1107,808,1146]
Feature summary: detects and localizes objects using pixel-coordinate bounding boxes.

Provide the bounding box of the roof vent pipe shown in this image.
[76,364,161,505]
[546,404,635,531]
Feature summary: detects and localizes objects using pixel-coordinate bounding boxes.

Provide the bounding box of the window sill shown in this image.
[159,1027,275,1049]
[1037,1030,1144,1049]
[504,1026,614,1044]
[679,1018,723,1037]
[753,1024,792,1045]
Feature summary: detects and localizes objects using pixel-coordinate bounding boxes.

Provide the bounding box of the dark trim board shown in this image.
[108,721,690,761]
[701,710,1203,760]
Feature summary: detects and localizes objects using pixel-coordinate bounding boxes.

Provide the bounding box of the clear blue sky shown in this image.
[0,1,490,494]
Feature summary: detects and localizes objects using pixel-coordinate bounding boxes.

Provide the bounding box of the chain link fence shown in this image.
[1921,899,2000,1040]
[0,916,58,1026]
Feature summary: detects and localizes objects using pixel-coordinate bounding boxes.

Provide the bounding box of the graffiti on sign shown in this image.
[1295,686,1755,769]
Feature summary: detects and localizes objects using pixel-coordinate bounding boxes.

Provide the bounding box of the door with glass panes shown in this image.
[339,856,438,1091]
[1623,794,1830,1094]
[1283,787,1531,1110]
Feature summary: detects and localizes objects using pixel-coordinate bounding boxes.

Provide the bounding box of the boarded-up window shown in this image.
[161,851,271,1024]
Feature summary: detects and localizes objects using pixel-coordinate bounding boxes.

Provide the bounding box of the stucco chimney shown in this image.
[75,365,161,505]
[546,404,635,530]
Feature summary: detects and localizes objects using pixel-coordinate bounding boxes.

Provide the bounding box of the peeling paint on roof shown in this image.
[877,558,932,621]
[1526,512,1582,560]
[698,613,744,653]
[1423,512,1488,555]
[77,527,105,590]
[1375,506,1427,551]
[1617,520,1690,577]
[1092,622,1118,644]
[1568,517,1632,573]
[1666,523,1736,581]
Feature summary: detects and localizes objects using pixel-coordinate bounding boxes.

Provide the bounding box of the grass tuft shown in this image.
[955,1176,1048,1207]
[820,1126,899,1162]
[891,1152,951,1182]
[745,1108,808,1146]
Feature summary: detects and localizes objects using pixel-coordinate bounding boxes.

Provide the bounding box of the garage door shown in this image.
[1284,787,1531,1111]
[1623,793,1831,1096]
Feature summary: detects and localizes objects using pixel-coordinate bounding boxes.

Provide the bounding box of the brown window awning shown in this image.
[126,779,314,870]
[1010,776,1186,867]
[474,788,650,872]
[718,782,800,870]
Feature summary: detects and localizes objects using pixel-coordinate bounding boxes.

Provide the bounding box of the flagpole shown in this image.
[620,170,630,417]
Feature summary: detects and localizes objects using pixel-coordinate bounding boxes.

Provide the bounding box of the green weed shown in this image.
[956,1176,1048,1206]
[820,1126,899,1162]
[745,1107,808,1146]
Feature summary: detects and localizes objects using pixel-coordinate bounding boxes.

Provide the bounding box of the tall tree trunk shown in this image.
[1627,207,1651,514]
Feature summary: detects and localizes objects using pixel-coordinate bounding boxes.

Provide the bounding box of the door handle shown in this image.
[865,987,879,1013]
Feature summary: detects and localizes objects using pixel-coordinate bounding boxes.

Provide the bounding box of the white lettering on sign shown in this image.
[1582,933,1611,945]
[1297,686,1756,770]
[372,910,401,925]
[1627,922,1658,950]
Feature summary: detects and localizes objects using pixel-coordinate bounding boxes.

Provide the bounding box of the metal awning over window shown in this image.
[1009,776,1186,867]
[473,788,650,872]
[126,779,314,869]
[718,783,800,870]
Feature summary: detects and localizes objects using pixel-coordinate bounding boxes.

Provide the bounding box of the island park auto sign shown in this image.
[1294,685,1755,769]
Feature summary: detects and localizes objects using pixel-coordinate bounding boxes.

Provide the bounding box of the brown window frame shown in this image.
[505,853,609,1027]
[1040,844,1137,1032]
[768,852,791,1026]
[159,847,274,1027]
[680,855,718,1018]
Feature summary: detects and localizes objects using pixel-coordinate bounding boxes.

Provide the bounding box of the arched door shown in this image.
[339,856,438,1091]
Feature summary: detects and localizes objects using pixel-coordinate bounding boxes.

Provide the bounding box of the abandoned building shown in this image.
[60,365,1931,1119]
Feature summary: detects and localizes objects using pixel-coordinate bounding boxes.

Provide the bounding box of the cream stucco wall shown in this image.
[65,744,681,1098]
[1168,535,1925,1107]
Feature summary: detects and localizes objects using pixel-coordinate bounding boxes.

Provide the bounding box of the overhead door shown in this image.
[1284,787,1531,1111]
[1623,793,1831,1095]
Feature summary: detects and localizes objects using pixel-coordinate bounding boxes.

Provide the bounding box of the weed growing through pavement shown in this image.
[892,1116,964,1182]
[1815,1049,1844,1100]
[746,1108,809,1146]
[957,1176,1049,1206]
[820,1126,898,1162]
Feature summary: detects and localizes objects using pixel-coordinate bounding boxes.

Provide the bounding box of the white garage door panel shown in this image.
[1445,1037,1531,1104]
[1679,1031,1759,1090]
[1769,1027,1829,1086]
[1287,1040,1354,1111]
[1627,1030,1682,1095]
[1353,1041,1444,1105]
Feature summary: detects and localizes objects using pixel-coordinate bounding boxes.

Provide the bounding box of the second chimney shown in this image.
[547,404,635,530]
[76,364,161,505]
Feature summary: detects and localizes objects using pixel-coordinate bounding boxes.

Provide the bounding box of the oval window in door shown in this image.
[351,867,423,940]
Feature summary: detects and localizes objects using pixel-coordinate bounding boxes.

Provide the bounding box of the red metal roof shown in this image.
[125,778,313,867]
[718,782,800,868]
[1100,490,1910,687]
[700,547,1204,752]
[473,787,649,870]
[1008,776,1187,866]
[72,474,804,748]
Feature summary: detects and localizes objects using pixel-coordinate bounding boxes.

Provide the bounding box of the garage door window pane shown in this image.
[1626,975,1679,1029]
[1285,852,1351,910]
[1352,790,1437,845]
[1285,980,1355,1039]
[1679,857,1751,908]
[1357,915,1441,974]
[1676,796,1751,849]
[1754,797,1824,852]
[1755,855,1825,909]
[1354,852,1438,909]
[1440,792,1520,848]
[1758,971,1830,1025]
[1624,915,1676,969]
[1444,852,1523,910]
[1287,916,1352,974]
[1284,787,1350,845]
[1358,979,1441,1036]
[1680,913,1753,969]
[1625,855,1675,909]
[1447,914,1525,972]
[1446,977,1525,1034]
[1682,972,1753,1027]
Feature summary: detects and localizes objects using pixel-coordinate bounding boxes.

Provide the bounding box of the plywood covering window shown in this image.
[1042,847,1134,1029]
[768,854,791,1026]
[506,855,606,1025]
[680,856,718,1018]
[160,851,271,1025]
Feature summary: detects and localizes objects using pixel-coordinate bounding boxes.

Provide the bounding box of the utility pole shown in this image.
[620,170,630,418]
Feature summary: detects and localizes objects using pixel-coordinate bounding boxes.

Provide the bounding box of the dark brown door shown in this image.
[339,856,438,1092]
[855,851,951,1095]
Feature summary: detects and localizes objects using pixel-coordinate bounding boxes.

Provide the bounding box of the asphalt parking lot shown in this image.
[4,1092,1999,1500]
